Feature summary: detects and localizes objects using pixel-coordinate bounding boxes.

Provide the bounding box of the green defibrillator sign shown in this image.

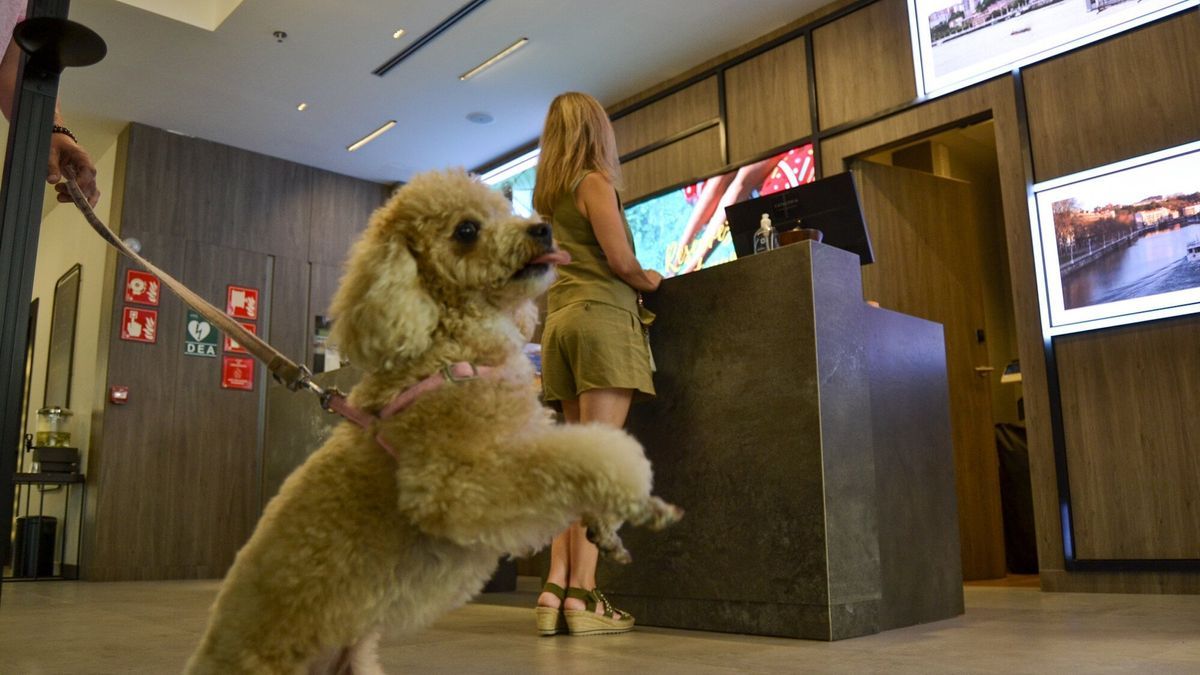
[184,310,219,358]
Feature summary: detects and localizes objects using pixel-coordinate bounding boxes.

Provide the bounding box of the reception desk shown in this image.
[262,240,962,641]
[599,240,963,640]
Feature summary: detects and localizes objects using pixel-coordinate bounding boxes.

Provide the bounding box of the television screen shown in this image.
[479,148,539,218]
[724,172,874,265]
[1031,141,1200,335]
[909,0,1196,98]
[625,144,815,277]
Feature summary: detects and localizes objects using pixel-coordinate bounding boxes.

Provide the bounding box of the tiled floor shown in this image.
[1,577,1197,674]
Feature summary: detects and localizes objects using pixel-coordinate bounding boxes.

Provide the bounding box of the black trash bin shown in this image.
[995,424,1038,574]
[13,515,57,577]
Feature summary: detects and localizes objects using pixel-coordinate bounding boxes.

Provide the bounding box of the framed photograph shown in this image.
[1030,141,1200,336]
[43,264,81,408]
[909,0,1198,98]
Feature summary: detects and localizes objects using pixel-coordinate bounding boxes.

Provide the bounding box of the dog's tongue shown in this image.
[530,249,571,266]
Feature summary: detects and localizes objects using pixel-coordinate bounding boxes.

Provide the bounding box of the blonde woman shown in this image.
[533,92,662,636]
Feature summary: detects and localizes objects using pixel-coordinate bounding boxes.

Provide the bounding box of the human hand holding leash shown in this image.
[49,128,99,206]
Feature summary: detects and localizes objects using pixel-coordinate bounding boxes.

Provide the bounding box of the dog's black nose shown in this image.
[527,223,553,246]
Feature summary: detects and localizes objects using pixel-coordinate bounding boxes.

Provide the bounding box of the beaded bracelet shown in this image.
[52,124,78,144]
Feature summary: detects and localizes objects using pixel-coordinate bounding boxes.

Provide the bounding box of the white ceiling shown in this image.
[62,0,824,184]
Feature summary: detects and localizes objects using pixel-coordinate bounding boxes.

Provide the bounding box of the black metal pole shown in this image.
[0,0,70,604]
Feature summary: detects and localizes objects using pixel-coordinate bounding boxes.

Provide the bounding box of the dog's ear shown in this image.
[330,234,439,371]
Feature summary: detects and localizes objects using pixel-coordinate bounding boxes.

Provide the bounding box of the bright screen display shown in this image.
[909,0,1197,98]
[479,148,538,218]
[625,144,815,276]
[1031,141,1200,335]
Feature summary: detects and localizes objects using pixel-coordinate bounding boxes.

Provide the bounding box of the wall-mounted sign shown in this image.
[1030,140,1200,336]
[221,356,255,391]
[908,0,1197,99]
[120,307,158,343]
[224,321,257,354]
[124,269,160,306]
[184,309,219,358]
[226,285,259,320]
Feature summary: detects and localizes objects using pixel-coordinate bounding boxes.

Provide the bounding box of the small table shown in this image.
[5,472,85,581]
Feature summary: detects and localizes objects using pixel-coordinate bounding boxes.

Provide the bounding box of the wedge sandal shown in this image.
[535,582,568,636]
[563,587,634,636]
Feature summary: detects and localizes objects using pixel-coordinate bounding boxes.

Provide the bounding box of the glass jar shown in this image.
[35,407,73,447]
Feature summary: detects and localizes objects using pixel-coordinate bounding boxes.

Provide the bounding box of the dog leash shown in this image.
[60,166,472,431]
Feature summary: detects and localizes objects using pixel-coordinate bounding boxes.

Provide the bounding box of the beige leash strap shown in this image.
[62,167,309,391]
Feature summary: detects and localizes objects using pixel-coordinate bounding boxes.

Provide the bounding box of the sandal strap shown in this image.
[541,582,567,600]
[566,586,631,620]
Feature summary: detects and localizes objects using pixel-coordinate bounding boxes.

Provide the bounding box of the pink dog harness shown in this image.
[323,362,496,458]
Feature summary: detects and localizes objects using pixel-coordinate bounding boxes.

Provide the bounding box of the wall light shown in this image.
[347,120,397,152]
[460,37,528,81]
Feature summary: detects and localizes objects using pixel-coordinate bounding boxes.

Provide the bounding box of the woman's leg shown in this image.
[564,387,634,618]
[537,399,580,610]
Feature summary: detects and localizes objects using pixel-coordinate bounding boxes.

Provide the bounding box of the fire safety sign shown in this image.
[224,321,257,354]
[226,285,259,320]
[124,270,160,306]
[120,307,158,344]
[221,356,255,391]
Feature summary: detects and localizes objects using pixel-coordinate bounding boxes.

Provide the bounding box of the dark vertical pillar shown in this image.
[0,0,71,603]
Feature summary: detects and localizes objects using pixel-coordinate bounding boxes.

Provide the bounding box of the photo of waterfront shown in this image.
[912,0,1195,95]
[1034,147,1200,330]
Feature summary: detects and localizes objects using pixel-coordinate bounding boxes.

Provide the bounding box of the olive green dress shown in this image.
[540,174,656,402]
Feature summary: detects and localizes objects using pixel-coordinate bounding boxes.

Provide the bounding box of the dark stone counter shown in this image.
[601,241,962,640]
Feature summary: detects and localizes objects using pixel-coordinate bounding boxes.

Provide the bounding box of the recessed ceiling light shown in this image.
[466,112,494,125]
[296,102,308,112]
[347,120,397,152]
[393,28,406,39]
[460,37,528,81]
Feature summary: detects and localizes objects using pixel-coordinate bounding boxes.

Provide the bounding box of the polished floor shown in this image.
[0,577,1197,674]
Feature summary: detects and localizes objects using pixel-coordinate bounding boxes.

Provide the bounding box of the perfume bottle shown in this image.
[752,213,778,254]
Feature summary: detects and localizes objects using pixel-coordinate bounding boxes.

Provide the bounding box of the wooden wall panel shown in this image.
[812,0,916,130]
[612,77,719,157]
[1056,318,1200,559]
[87,123,384,580]
[855,161,1007,580]
[620,126,724,203]
[308,171,386,267]
[88,233,188,580]
[725,36,812,163]
[168,241,269,578]
[1023,13,1200,182]
[819,79,1065,580]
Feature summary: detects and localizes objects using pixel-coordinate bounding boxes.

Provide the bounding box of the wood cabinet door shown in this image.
[853,159,1007,580]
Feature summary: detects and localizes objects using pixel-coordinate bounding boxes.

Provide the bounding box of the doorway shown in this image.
[853,120,1036,583]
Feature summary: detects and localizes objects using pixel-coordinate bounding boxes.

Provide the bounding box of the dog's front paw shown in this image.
[584,518,632,564]
[628,496,684,531]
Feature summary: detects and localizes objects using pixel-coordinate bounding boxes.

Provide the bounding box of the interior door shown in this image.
[852,159,1007,580]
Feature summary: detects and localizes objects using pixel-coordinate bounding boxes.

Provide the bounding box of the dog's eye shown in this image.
[453,220,480,244]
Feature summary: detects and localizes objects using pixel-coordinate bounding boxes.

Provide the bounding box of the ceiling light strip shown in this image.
[347,121,396,152]
[372,0,492,77]
[459,37,528,81]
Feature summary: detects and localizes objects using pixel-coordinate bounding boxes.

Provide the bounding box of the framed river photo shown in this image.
[909,0,1198,98]
[1030,141,1200,336]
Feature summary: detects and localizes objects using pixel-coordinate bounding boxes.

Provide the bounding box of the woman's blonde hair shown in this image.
[533,92,623,218]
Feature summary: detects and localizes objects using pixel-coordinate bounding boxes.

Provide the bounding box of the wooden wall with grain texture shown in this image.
[593,2,1200,593]
[84,124,386,581]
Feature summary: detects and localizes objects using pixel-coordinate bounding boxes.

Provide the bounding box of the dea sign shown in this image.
[185,310,219,358]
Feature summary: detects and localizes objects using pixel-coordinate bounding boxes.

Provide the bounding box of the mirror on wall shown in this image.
[43,264,81,409]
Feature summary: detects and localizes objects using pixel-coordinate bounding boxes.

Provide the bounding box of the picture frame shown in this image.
[1030,141,1200,336]
[44,264,82,409]
[908,0,1198,99]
